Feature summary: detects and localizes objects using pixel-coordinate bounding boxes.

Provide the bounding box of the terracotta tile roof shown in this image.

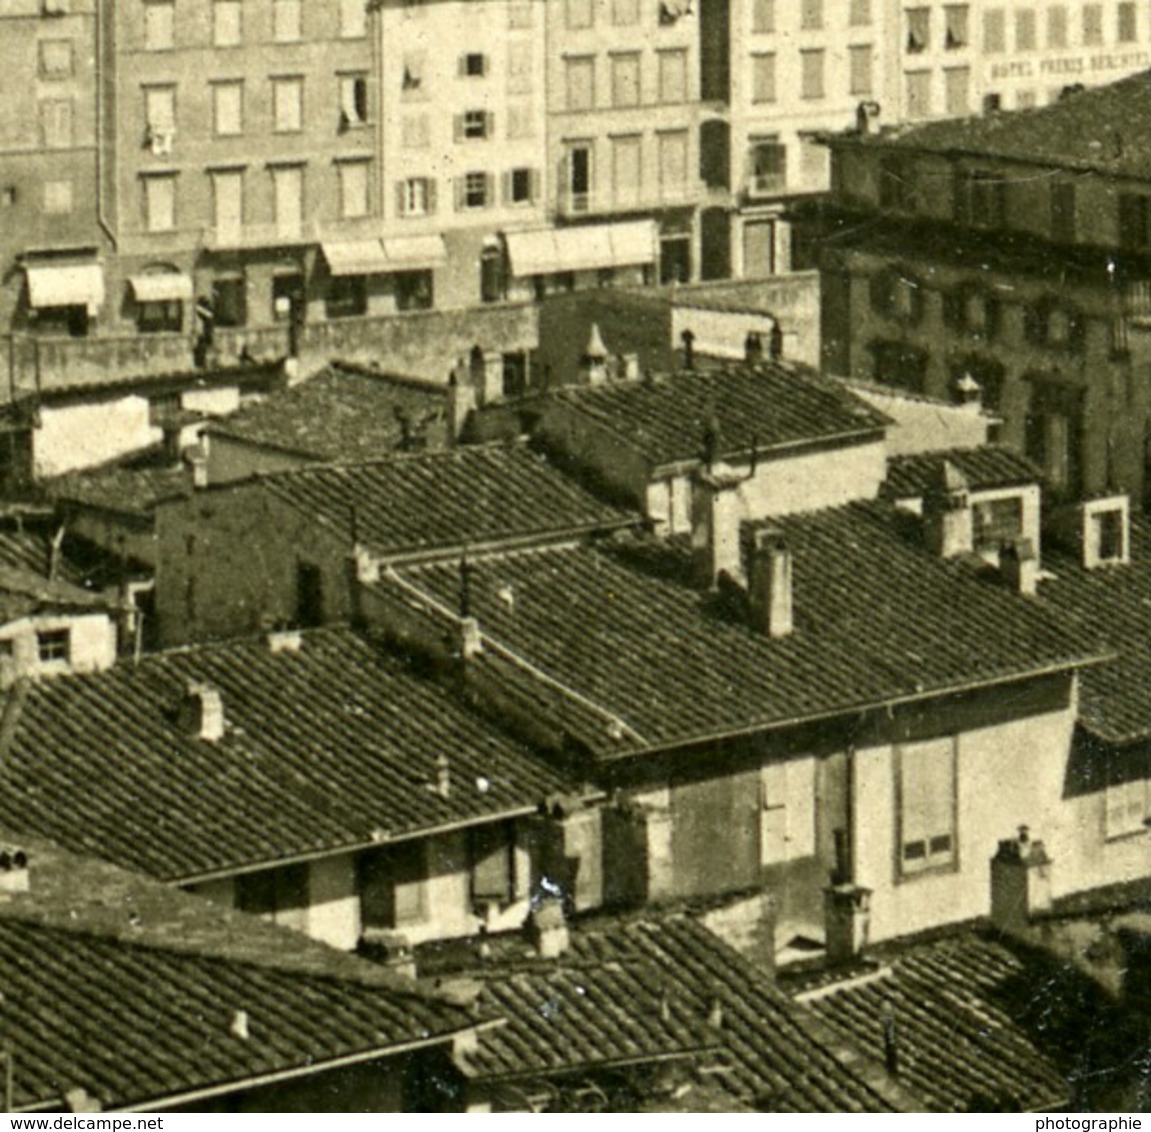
[384,502,1103,759]
[450,916,896,1111]
[259,442,638,559]
[1039,513,1151,744]
[49,464,192,519]
[541,364,889,471]
[883,447,1043,500]
[30,359,283,403]
[0,527,88,589]
[860,70,1151,180]
[0,837,473,1112]
[798,932,1091,1112]
[209,364,447,462]
[0,565,108,623]
[0,628,577,881]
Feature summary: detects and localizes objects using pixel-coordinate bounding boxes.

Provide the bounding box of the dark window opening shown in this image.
[870,340,928,393]
[660,236,691,284]
[236,864,309,918]
[1025,380,1083,496]
[325,274,367,319]
[296,560,323,627]
[469,822,515,905]
[137,299,183,334]
[36,628,70,663]
[480,247,503,304]
[211,276,246,328]
[395,269,433,311]
[973,495,1023,551]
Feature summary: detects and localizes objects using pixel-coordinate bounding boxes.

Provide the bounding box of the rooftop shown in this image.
[382,501,1102,759]
[0,627,578,882]
[856,70,1151,180]
[207,363,448,463]
[256,441,638,560]
[48,463,192,519]
[1040,512,1151,745]
[436,915,898,1112]
[793,930,1129,1112]
[882,446,1043,500]
[0,835,472,1112]
[540,364,889,471]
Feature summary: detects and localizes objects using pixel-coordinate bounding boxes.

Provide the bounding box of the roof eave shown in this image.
[591,652,1113,765]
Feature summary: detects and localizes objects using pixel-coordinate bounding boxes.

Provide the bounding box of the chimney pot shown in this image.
[230,1010,250,1040]
[744,331,764,364]
[435,753,451,798]
[748,527,794,639]
[526,896,570,959]
[954,371,983,408]
[180,681,225,742]
[580,324,610,386]
[459,615,483,660]
[681,328,696,371]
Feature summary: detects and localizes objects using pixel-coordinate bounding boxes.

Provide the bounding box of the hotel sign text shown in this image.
[989,50,1149,80]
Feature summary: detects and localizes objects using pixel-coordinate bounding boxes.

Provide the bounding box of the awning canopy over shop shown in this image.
[24,262,106,313]
[128,273,194,303]
[504,220,657,277]
[381,234,448,270]
[321,240,392,277]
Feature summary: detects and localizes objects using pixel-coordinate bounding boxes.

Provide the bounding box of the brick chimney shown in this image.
[580,323,610,387]
[747,527,793,638]
[954,371,983,409]
[184,442,209,489]
[180,681,225,742]
[1001,537,1038,596]
[923,459,973,558]
[458,615,483,660]
[990,825,1052,936]
[824,883,871,965]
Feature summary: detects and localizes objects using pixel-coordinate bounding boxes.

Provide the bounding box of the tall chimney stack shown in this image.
[923,459,973,558]
[747,527,794,638]
[447,357,477,442]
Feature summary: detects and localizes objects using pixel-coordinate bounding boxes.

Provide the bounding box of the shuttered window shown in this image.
[898,738,957,876]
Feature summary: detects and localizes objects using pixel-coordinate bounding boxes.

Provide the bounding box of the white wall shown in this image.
[35,397,159,477]
[663,438,887,537]
[307,854,361,951]
[846,383,994,457]
[853,703,1077,943]
[0,612,117,686]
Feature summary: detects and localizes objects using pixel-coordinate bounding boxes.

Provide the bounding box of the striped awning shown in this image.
[321,240,391,277]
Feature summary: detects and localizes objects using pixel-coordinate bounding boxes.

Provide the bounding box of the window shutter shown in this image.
[485,111,495,138]
[453,114,464,142]
[457,53,468,77]
[501,170,513,203]
[395,179,407,217]
[529,167,540,202]
[454,176,465,211]
[426,178,437,215]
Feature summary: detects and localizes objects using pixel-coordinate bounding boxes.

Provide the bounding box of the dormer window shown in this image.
[973,495,1023,553]
[1083,495,1130,568]
[36,628,70,663]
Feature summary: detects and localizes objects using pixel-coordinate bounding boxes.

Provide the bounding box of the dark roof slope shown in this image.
[0,835,471,1112]
[385,502,1102,758]
[49,464,192,518]
[260,441,638,557]
[797,932,1100,1112]
[859,69,1151,178]
[451,915,896,1111]
[1040,513,1151,744]
[541,363,888,470]
[0,627,576,881]
[209,364,447,462]
[883,446,1043,500]
[0,527,84,586]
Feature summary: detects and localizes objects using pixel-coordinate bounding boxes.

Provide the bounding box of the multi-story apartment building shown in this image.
[890,1,1151,121]
[0,0,104,340]
[708,0,895,280]
[819,71,1151,506]
[376,0,548,310]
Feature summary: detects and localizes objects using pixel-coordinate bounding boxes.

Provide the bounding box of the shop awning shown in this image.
[322,239,391,276]
[25,263,105,313]
[381,234,447,270]
[505,220,657,277]
[128,272,194,303]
